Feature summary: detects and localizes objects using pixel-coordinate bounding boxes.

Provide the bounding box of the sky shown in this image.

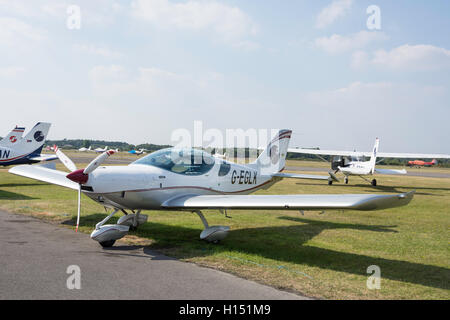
[0,0,449,153]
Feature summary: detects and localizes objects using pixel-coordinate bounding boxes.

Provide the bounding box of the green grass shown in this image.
[0,162,449,300]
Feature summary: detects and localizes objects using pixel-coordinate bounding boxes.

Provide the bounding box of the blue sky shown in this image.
[0,0,449,153]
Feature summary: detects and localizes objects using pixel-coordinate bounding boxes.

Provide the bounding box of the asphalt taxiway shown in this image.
[0,210,307,300]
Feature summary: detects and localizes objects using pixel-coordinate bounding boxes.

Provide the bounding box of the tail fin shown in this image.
[369,138,379,174]
[0,125,25,147]
[254,129,292,175]
[16,122,51,155]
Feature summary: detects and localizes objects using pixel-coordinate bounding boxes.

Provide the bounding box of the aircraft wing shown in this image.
[29,154,59,162]
[272,172,339,182]
[9,165,79,190]
[288,148,450,159]
[162,191,414,211]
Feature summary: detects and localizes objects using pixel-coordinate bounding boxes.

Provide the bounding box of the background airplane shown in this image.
[94,146,108,153]
[0,126,25,148]
[128,148,146,155]
[407,159,438,167]
[288,138,450,186]
[9,129,413,248]
[0,122,57,166]
[78,146,92,152]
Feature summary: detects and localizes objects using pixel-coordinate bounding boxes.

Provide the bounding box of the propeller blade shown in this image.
[76,185,81,232]
[54,145,77,172]
[83,150,115,175]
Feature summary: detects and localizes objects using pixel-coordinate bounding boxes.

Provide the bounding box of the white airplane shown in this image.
[289,138,450,186]
[94,146,108,153]
[0,122,58,166]
[78,146,92,152]
[128,148,146,155]
[9,130,414,247]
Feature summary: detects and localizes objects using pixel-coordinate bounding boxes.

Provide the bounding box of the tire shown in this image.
[371,179,377,186]
[99,240,116,247]
[328,180,333,185]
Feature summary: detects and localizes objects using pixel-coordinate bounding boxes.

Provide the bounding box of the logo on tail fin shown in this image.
[34,131,44,142]
[269,145,279,164]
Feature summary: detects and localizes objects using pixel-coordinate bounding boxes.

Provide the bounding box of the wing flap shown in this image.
[9,165,79,190]
[273,172,339,182]
[162,192,414,211]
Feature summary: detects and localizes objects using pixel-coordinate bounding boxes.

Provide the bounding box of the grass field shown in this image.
[0,159,449,300]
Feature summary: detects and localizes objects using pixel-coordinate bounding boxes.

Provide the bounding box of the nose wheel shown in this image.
[371,179,377,186]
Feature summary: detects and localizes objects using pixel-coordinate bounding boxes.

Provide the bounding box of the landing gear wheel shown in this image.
[345,177,349,184]
[129,226,137,231]
[99,240,116,247]
[328,180,333,185]
[371,179,377,186]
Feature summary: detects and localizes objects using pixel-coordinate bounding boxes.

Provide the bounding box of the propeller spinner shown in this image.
[53,145,115,232]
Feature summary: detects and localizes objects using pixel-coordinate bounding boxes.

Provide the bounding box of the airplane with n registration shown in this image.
[288,138,450,186]
[9,129,414,248]
[0,122,57,166]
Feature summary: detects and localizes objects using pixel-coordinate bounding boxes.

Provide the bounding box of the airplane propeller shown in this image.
[53,145,115,232]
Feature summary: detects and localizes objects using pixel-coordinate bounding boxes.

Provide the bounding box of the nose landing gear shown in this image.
[90,209,148,247]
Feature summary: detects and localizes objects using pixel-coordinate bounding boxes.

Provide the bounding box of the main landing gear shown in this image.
[344,176,349,184]
[371,179,377,186]
[90,209,148,247]
[194,210,230,243]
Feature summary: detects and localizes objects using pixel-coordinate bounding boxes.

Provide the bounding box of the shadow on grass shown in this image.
[294,182,449,196]
[65,213,449,291]
[0,183,48,188]
[0,189,37,200]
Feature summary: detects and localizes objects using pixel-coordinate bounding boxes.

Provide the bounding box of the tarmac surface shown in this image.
[0,210,307,300]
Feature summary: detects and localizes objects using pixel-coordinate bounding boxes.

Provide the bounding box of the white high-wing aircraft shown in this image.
[78,146,92,152]
[289,138,450,186]
[94,146,108,153]
[9,130,414,247]
[0,122,58,166]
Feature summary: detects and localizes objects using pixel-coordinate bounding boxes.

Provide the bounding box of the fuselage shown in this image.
[338,160,373,176]
[0,145,42,166]
[81,151,279,211]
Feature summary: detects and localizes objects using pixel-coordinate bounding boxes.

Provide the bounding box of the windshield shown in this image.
[132,148,215,176]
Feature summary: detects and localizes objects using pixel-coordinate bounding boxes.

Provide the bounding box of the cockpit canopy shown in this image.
[132,148,215,176]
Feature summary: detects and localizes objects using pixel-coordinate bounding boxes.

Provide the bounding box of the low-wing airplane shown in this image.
[128,148,146,155]
[0,122,57,166]
[78,146,92,152]
[288,138,450,186]
[9,130,414,247]
[94,146,108,153]
[407,159,438,167]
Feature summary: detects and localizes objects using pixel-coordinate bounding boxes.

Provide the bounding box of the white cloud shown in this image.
[74,44,123,58]
[0,17,47,48]
[372,44,450,71]
[130,0,258,42]
[315,0,352,29]
[314,31,387,54]
[0,66,26,77]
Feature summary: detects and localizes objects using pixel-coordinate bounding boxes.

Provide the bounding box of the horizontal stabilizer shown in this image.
[374,168,407,175]
[162,191,415,211]
[28,154,59,162]
[9,165,79,190]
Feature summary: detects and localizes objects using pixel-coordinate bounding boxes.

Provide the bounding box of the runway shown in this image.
[0,210,307,300]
